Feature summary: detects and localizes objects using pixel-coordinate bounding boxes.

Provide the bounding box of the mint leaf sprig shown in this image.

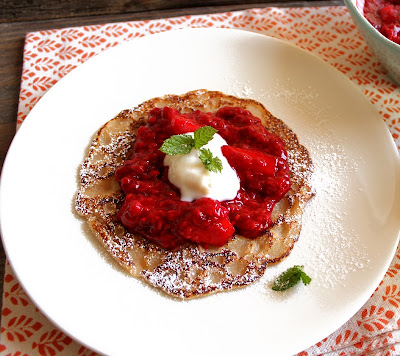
[272,265,311,291]
[193,126,218,149]
[160,126,223,173]
[159,134,194,155]
[199,148,223,173]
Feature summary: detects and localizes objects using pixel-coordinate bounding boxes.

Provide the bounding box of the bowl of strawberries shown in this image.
[344,0,400,85]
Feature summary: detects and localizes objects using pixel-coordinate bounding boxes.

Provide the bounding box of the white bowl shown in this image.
[344,0,400,85]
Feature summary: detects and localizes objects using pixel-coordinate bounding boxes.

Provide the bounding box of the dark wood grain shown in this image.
[0,0,343,324]
[2,0,334,22]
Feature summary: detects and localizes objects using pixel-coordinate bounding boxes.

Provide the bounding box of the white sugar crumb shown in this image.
[261,78,320,105]
[224,78,254,98]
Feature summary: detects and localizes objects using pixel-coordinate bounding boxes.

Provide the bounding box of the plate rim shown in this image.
[1,27,400,355]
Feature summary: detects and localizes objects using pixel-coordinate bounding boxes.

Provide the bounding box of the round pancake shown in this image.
[75,89,314,299]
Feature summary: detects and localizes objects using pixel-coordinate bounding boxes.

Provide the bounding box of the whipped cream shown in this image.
[164,133,240,202]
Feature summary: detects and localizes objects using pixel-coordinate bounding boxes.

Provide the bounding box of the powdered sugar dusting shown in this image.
[224,77,254,98]
[212,79,371,293]
[297,136,371,289]
[253,78,371,296]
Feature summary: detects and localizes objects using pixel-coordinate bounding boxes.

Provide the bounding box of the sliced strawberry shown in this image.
[223,188,274,238]
[222,145,290,199]
[379,4,397,23]
[177,198,235,247]
[222,145,278,176]
[161,107,200,135]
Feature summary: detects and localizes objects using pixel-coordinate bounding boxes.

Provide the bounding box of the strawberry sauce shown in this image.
[115,106,290,249]
[364,0,400,45]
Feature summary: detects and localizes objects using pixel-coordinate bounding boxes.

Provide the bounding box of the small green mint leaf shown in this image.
[199,148,223,173]
[159,134,194,155]
[194,126,218,149]
[300,271,312,285]
[272,265,311,291]
[199,148,213,164]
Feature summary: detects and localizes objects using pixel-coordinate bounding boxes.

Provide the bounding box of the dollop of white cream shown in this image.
[164,133,240,202]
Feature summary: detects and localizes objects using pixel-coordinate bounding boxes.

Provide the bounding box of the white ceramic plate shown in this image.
[1,28,400,356]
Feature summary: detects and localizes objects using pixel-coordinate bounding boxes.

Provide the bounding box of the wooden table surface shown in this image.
[0,0,342,312]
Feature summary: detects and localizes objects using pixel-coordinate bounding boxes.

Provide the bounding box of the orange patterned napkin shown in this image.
[2,6,400,356]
